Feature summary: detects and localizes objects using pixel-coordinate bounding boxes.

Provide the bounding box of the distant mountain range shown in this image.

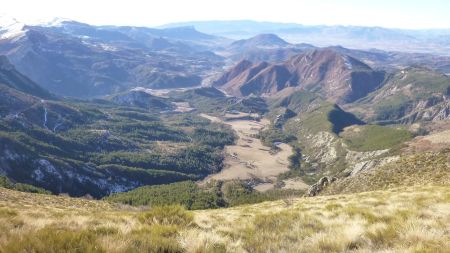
[1,17,450,99]
[0,17,226,98]
[162,20,450,55]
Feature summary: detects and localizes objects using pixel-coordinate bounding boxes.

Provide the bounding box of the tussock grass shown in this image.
[0,188,192,253]
[2,227,103,253]
[192,185,450,252]
[139,205,194,226]
[0,185,449,252]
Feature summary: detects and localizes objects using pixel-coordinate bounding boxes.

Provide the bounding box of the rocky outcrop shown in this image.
[303,131,340,165]
[398,99,450,123]
[305,176,337,197]
[346,156,400,176]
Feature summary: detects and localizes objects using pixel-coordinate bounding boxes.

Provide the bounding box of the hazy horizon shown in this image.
[2,0,450,30]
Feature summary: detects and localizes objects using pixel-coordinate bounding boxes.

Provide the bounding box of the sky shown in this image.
[1,0,450,29]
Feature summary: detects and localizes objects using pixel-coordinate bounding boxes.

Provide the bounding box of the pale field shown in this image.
[422,129,450,144]
[200,114,304,191]
[1,185,449,252]
[172,102,195,113]
[131,86,200,98]
[404,128,450,153]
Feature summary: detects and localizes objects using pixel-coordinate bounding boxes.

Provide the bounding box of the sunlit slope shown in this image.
[1,184,449,252]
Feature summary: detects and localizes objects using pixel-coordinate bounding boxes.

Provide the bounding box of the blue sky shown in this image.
[2,0,450,29]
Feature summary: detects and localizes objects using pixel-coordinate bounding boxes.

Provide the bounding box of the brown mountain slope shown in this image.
[212,59,253,86]
[214,48,385,104]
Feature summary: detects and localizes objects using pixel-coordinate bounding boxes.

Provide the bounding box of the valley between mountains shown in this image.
[0,17,449,253]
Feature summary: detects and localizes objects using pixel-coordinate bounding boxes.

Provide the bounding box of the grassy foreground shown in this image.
[0,185,449,253]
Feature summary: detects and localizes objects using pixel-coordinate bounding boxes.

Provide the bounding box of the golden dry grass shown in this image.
[1,184,449,252]
[193,185,450,253]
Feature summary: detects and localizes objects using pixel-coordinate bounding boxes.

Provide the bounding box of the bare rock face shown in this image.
[403,99,450,123]
[347,156,400,176]
[305,176,337,197]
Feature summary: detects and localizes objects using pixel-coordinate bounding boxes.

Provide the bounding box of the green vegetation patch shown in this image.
[221,181,303,207]
[269,91,319,113]
[258,127,297,149]
[340,125,412,152]
[106,180,304,210]
[0,176,51,195]
[105,181,224,210]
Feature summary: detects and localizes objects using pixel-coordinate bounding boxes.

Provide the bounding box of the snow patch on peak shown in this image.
[0,15,26,40]
[31,17,75,27]
[0,15,20,27]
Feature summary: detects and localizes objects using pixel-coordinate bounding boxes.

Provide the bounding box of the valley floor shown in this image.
[0,184,449,252]
[200,113,307,192]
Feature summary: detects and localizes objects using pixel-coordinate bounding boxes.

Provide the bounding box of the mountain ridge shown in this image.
[161,20,450,54]
[214,48,386,104]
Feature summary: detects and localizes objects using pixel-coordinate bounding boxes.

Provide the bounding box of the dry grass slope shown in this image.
[193,185,450,253]
[0,184,449,252]
[323,149,450,195]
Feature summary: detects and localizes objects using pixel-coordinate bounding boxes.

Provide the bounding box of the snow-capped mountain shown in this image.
[0,16,226,97]
[30,17,76,27]
[0,15,26,40]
